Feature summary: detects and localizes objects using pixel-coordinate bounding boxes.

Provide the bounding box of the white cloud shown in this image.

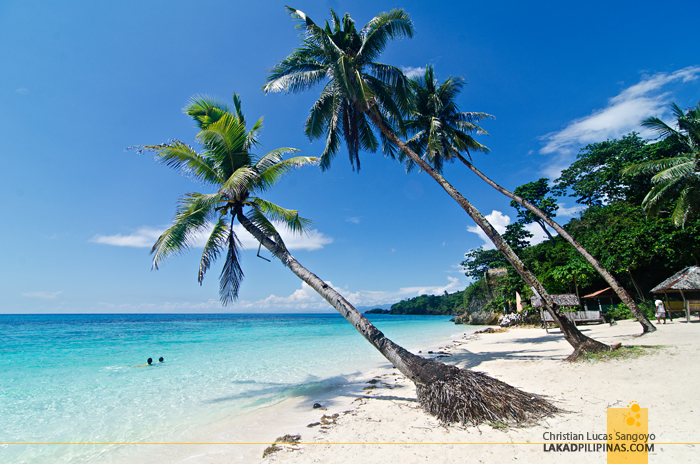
[15,88,29,95]
[402,66,426,79]
[523,223,551,247]
[539,65,700,178]
[229,276,466,311]
[398,276,462,296]
[345,216,361,224]
[90,223,333,252]
[466,209,556,249]
[90,227,163,248]
[466,210,510,250]
[557,202,586,217]
[22,291,62,299]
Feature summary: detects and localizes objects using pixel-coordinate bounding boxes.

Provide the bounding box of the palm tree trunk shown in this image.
[366,111,608,355]
[628,269,645,303]
[536,219,555,241]
[237,212,558,424]
[453,153,656,334]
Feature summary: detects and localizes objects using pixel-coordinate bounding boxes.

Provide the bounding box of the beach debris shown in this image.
[307,422,321,428]
[274,434,301,444]
[367,378,380,384]
[416,364,559,427]
[474,327,508,334]
[262,435,301,458]
[312,402,326,410]
[262,445,281,458]
[363,385,377,390]
[320,413,339,426]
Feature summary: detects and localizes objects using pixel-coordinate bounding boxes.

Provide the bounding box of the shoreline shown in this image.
[259,319,699,463]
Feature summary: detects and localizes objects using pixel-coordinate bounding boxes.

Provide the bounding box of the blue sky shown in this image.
[1,0,698,314]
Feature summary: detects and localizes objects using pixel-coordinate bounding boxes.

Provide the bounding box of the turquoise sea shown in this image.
[0,313,473,463]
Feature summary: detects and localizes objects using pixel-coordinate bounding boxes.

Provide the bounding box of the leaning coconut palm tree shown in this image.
[137,95,558,426]
[624,102,700,228]
[264,7,610,356]
[404,66,656,334]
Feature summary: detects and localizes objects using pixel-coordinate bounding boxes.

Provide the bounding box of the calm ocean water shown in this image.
[0,313,471,463]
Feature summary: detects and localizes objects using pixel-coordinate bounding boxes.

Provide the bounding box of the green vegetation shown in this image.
[136,95,316,304]
[390,290,465,315]
[460,121,700,316]
[577,345,663,363]
[625,102,700,227]
[364,308,391,314]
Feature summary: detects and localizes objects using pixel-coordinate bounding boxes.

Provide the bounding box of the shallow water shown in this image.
[0,313,474,463]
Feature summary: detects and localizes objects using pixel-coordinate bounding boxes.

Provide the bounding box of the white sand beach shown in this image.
[258,319,699,464]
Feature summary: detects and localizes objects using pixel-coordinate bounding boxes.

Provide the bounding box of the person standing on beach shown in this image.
[655,299,667,324]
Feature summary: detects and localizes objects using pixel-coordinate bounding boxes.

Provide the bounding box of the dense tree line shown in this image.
[388,290,466,315]
[462,128,700,311]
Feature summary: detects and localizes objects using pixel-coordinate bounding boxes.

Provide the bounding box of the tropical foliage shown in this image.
[402,64,492,173]
[263,7,414,171]
[624,102,700,227]
[267,6,606,353]
[390,290,465,315]
[463,129,700,318]
[135,95,316,305]
[511,178,558,240]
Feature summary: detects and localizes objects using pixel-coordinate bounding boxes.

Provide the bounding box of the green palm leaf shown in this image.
[246,197,313,234]
[144,95,315,305]
[265,7,415,172]
[138,140,222,185]
[403,64,490,173]
[151,193,222,270]
[198,216,230,284]
[253,154,317,193]
[219,225,244,305]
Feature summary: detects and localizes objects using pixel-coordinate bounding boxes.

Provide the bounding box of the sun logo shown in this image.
[624,401,642,427]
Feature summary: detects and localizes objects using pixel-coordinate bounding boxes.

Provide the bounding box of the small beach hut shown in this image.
[529,294,603,325]
[651,266,700,322]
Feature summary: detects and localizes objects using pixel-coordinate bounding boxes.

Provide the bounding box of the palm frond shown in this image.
[246,197,313,234]
[253,154,318,193]
[641,116,680,140]
[359,9,414,63]
[184,95,230,129]
[151,193,223,270]
[142,140,222,185]
[263,61,328,94]
[219,224,244,305]
[304,83,336,140]
[623,156,690,176]
[319,94,343,171]
[197,113,251,178]
[198,216,230,284]
[650,159,694,183]
[219,166,259,199]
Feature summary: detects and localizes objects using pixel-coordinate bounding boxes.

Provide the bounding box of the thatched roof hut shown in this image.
[650,266,700,293]
[651,266,700,322]
[530,294,579,308]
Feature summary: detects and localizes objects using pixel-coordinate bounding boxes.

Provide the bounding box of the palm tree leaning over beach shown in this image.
[624,102,700,227]
[263,6,610,357]
[403,65,656,334]
[136,95,557,426]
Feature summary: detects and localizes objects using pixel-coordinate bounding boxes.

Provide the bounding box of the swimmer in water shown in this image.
[158,357,164,363]
[133,357,153,367]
